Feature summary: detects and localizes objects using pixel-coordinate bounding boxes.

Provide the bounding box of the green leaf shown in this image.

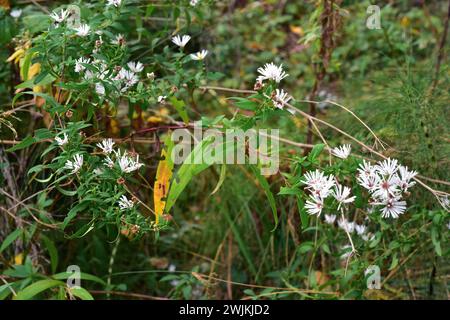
[431,227,442,256]
[69,287,94,300]
[6,135,35,152]
[20,52,33,81]
[170,97,189,124]
[249,165,278,231]
[210,164,226,195]
[28,164,46,175]
[0,229,22,254]
[298,241,314,254]
[62,202,89,230]
[7,128,52,152]
[207,72,225,80]
[56,186,78,196]
[229,97,258,111]
[12,91,63,114]
[243,289,256,296]
[13,280,64,300]
[53,272,106,286]
[308,144,325,162]
[41,235,58,274]
[166,137,223,212]
[34,73,56,86]
[297,196,309,229]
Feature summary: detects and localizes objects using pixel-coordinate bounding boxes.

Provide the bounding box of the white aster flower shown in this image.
[190,0,200,6]
[324,214,337,225]
[65,154,83,174]
[107,0,122,7]
[375,158,399,176]
[50,9,69,23]
[116,69,139,89]
[397,165,417,192]
[272,89,292,109]
[74,24,90,37]
[96,138,115,154]
[93,168,104,175]
[116,150,144,173]
[190,50,208,60]
[338,216,355,233]
[84,70,94,80]
[372,174,400,200]
[355,224,366,236]
[111,34,126,46]
[118,195,134,211]
[357,160,377,177]
[303,169,335,199]
[95,83,105,95]
[55,133,68,146]
[104,156,114,168]
[357,171,381,192]
[331,144,351,159]
[168,264,176,272]
[362,232,375,242]
[10,9,22,19]
[256,62,289,83]
[332,184,356,210]
[127,61,144,73]
[75,57,91,73]
[303,169,325,189]
[171,34,191,48]
[378,197,406,218]
[305,195,324,216]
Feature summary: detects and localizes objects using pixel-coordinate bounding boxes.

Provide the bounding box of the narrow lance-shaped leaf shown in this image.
[154,136,175,224]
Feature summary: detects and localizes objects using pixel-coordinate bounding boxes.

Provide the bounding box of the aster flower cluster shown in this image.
[303,169,355,216]
[357,158,417,218]
[74,55,144,96]
[55,134,143,213]
[169,33,208,61]
[95,140,144,174]
[57,135,144,177]
[255,62,292,111]
[50,8,91,37]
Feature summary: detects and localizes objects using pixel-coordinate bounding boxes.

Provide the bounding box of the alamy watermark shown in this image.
[366,5,381,30]
[66,265,81,289]
[170,121,279,175]
[365,265,381,289]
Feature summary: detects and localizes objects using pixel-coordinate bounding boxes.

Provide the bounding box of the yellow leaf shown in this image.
[289,25,304,36]
[157,107,169,117]
[110,118,120,135]
[33,85,43,93]
[146,116,163,124]
[400,16,410,28]
[6,49,24,63]
[153,148,173,224]
[28,63,41,80]
[14,253,23,265]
